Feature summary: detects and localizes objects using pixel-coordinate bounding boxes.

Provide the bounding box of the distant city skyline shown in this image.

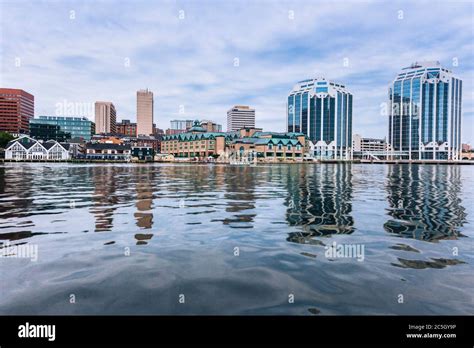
[1,0,472,143]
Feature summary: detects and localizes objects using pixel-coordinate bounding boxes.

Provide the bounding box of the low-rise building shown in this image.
[352,134,388,160]
[116,119,137,137]
[132,146,154,161]
[29,122,71,142]
[5,135,71,160]
[32,116,95,141]
[229,132,306,162]
[85,143,131,161]
[162,120,239,158]
[162,120,306,162]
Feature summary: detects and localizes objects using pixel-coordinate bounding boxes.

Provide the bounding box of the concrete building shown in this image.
[137,89,154,136]
[0,88,34,135]
[95,102,116,134]
[388,61,463,160]
[287,77,353,160]
[352,134,388,159]
[227,105,255,131]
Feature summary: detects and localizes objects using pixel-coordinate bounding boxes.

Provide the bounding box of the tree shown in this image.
[0,132,15,149]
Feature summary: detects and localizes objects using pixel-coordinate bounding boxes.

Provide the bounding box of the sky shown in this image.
[1,0,473,143]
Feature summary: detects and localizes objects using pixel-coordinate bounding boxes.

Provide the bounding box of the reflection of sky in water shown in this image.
[0,163,472,315]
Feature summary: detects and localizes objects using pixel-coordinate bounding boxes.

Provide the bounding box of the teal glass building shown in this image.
[31,116,95,141]
[287,77,353,160]
[388,61,462,160]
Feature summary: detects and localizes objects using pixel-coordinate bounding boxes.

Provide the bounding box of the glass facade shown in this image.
[388,62,462,160]
[287,78,352,159]
[32,116,95,141]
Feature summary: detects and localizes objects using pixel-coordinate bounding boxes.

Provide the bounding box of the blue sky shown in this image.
[1,0,473,143]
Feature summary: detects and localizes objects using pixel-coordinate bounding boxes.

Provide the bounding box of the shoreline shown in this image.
[1,159,474,165]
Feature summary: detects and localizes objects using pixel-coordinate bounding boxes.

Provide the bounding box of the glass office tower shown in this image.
[32,116,95,141]
[287,77,353,160]
[388,61,462,160]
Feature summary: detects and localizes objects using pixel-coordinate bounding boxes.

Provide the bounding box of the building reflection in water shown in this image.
[286,164,354,245]
[90,166,119,232]
[216,166,257,228]
[134,167,154,230]
[384,165,467,242]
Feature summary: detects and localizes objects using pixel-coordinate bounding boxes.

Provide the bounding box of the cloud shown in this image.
[1,0,472,142]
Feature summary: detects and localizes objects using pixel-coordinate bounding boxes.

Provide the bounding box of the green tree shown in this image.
[0,132,15,149]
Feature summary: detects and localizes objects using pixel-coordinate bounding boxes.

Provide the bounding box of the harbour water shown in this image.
[0,163,472,315]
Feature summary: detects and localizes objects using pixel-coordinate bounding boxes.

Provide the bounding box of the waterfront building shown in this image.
[162,120,306,161]
[4,135,70,160]
[117,119,137,137]
[162,120,239,158]
[388,61,462,160]
[287,77,353,160]
[85,143,131,161]
[95,101,116,134]
[229,131,306,162]
[0,88,34,135]
[352,134,388,159]
[227,105,255,131]
[129,135,162,153]
[131,146,154,161]
[137,89,154,136]
[29,122,71,142]
[31,116,95,141]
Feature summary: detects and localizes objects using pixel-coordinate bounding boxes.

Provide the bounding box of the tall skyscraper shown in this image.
[227,105,255,131]
[287,77,353,160]
[95,101,116,134]
[0,88,34,134]
[388,61,462,160]
[137,89,153,136]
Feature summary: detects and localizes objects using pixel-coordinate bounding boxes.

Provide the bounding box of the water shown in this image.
[0,163,472,315]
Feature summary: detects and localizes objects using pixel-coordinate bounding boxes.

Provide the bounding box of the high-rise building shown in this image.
[95,101,116,134]
[388,61,463,160]
[31,116,95,141]
[137,89,153,136]
[227,105,255,131]
[0,88,34,134]
[287,77,352,160]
